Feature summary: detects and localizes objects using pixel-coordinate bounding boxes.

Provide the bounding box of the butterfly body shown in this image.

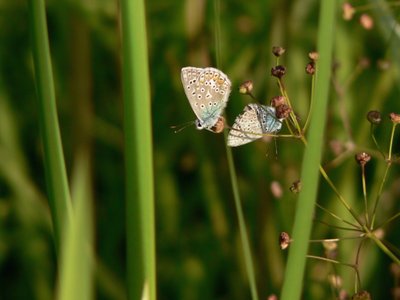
[181,67,231,131]
[228,103,282,147]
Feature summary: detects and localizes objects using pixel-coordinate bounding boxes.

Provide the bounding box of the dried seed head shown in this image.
[373,228,385,240]
[339,290,349,300]
[271,65,286,78]
[360,14,374,30]
[275,104,292,119]
[390,112,400,124]
[355,152,371,166]
[342,2,355,20]
[367,110,382,125]
[270,181,283,198]
[377,59,391,71]
[308,51,319,61]
[329,275,342,289]
[323,240,338,252]
[270,95,286,107]
[272,46,286,57]
[359,57,370,69]
[210,116,225,133]
[390,262,400,278]
[290,180,302,193]
[393,287,400,300]
[279,232,291,250]
[351,290,371,300]
[239,80,254,95]
[305,61,316,75]
[323,240,338,259]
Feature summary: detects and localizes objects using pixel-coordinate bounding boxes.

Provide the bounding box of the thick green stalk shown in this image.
[120,1,156,299]
[280,2,336,299]
[28,0,72,252]
[57,151,94,300]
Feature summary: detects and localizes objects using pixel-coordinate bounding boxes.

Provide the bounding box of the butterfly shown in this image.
[181,67,231,132]
[227,103,282,147]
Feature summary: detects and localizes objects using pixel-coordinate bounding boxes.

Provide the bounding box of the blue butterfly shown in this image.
[181,67,231,132]
[228,103,282,147]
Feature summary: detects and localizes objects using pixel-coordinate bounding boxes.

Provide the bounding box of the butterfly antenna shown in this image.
[170,121,194,133]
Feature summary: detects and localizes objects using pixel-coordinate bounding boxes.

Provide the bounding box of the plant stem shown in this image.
[120,0,156,299]
[28,0,72,253]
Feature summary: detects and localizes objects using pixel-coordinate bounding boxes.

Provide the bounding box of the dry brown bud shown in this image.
[272,46,286,57]
[275,104,292,119]
[342,3,355,20]
[377,59,391,71]
[308,51,319,61]
[279,232,291,250]
[351,290,371,300]
[360,14,374,30]
[271,65,286,78]
[239,80,253,95]
[355,152,371,166]
[270,181,283,198]
[270,95,286,107]
[290,180,302,193]
[390,262,400,278]
[390,112,400,124]
[367,110,382,125]
[305,61,316,75]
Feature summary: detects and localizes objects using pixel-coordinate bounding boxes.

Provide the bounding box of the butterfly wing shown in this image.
[259,105,282,133]
[181,67,231,130]
[228,104,282,147]
[227,104,264,147]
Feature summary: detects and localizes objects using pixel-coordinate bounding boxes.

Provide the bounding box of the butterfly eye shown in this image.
[195,119,204,130]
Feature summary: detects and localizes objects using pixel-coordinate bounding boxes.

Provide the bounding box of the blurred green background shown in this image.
[1,0,400,299]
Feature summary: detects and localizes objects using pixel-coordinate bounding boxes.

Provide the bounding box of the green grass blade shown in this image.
[280,2,336,300]
[28,0,72,252]
[120,1,156,299]
[57,152,94,300]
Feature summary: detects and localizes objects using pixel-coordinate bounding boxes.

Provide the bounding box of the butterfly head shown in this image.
[195,119,204,130]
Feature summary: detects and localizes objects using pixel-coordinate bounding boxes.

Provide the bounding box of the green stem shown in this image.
[370,124,396,229]
[280,2,336,299]
[361,165,369,226]
[315,203,360,229]
[28,0,72,253]
[214,1,259,298]
[388,123,397,161]
[370,124,385,159]
[303,70,316,132]
[120,0,156,299]
[367,229,400,264]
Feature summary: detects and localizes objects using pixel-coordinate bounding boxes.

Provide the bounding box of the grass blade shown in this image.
[280,2,336,299]
[120,1,156,299]
[28,0,72,252]
[57,152,94,300]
